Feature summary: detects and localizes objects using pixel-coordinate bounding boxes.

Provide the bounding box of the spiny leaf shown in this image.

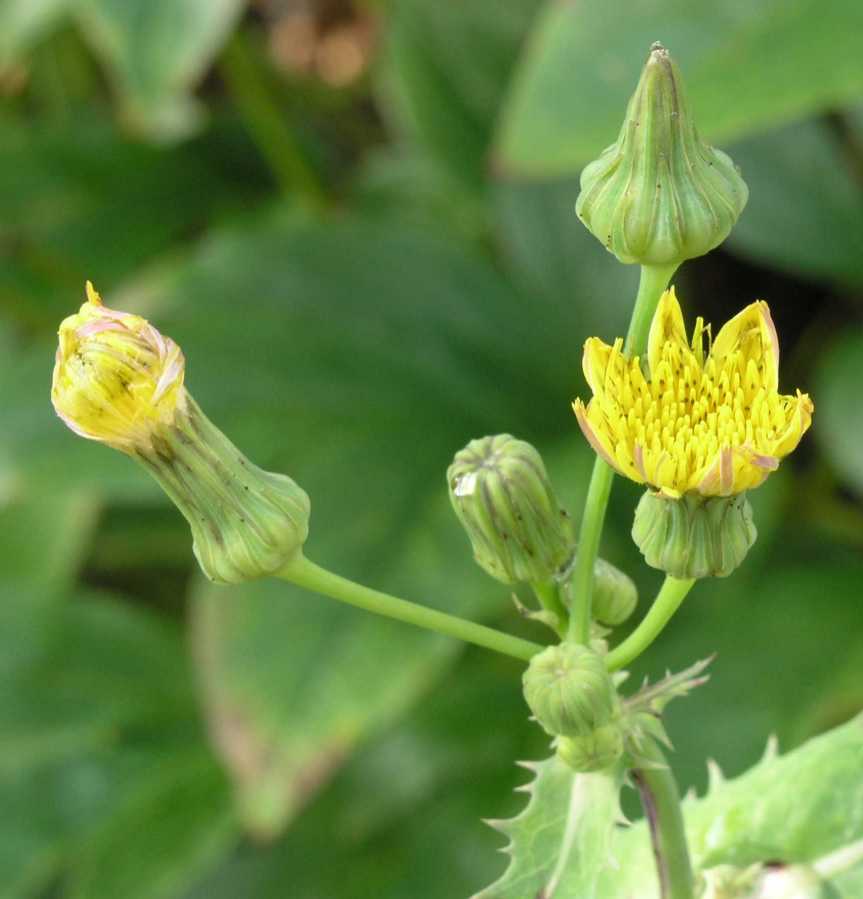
[474,755,624,899]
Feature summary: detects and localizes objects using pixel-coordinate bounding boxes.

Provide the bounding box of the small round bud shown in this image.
[447,435,575,585]
[557,724,624,773]
[590,556,638,626]
[576,43,748,266]
[522,643,618,738]
[632,490,756,580]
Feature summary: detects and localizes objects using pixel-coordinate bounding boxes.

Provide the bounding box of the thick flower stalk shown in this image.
[574,287,813,498]
[52,283,310,584]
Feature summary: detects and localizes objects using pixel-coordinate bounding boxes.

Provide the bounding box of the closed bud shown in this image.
[52,283,310,584]
[632,490,756,580]
[576,43,748,266]
[447,434,575,585]
[557,724,624,773]
[589,556,638,627]
[522,643,619,738]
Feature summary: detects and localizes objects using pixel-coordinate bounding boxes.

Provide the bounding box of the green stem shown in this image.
[277,555,543,662]
[605,576,694,671]
[568,262,678,643]
[633,740,695,899]
[220,31,327,210]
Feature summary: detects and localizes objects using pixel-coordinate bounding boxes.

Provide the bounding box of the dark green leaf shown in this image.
[496,0,863,177]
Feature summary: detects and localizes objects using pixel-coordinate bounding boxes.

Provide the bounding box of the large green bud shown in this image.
[136,395,310,584]
[576,43,748,266]
[522,643,619,738]
[447,434,575,585]
[632,491,756,580]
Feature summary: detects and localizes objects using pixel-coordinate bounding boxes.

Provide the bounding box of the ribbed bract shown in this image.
[632,491,756,580]
[447,434,574,585]
[137,394,310,584]
[576,43,748,266]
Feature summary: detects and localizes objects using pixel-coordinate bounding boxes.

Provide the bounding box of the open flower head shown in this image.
[573,288,813,498]
[51,282,185,453]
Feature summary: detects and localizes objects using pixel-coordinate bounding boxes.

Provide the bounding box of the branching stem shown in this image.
[277,555,544,662]
[606,576,695,671]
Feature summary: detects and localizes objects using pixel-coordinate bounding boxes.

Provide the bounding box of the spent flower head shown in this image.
[52,283,310,584]
[52,282,186,453]
[573,287,813,499]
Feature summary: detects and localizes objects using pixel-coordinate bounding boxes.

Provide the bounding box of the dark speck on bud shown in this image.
[576,43,748,266]
[447,434,575,586]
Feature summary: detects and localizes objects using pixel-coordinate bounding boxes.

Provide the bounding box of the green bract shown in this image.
[136,395,310,584]
[632,491,757,579]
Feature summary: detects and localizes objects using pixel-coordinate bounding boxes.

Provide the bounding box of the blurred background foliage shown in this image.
[0,0,862,896]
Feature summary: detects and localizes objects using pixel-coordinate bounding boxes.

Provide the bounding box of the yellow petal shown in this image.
[771,391,814,456]
[573,399,621,474]
[582,337,614,398]
[647,287,689,375]
[711,300,779,391]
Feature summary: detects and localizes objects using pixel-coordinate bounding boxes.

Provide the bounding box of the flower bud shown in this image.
[447,435,575,585]
[557,724,624,773]
[590,556,638,627]
[52,283,310,584]
[522,643,619,738]
[632,490,756,580]
[576,43,748,266]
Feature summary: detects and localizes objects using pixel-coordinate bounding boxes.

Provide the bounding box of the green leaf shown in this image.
[74,0,245,139]
[158,213,567,838]
[0,588,224,899]
[383,0,543,186]
[688,716,863,867]
[0,591,196,773]
[68,748,235,899]
[0,0,73,67]
[727,120,863,287]
[0,488,99,594]
[814,330,863,494]
[602,715,863,898]
[496,0,863,177]
[474,758,624,899]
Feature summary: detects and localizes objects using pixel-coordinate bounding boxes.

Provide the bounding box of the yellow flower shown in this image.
[573,288,813,498]
[51,282,185,453]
